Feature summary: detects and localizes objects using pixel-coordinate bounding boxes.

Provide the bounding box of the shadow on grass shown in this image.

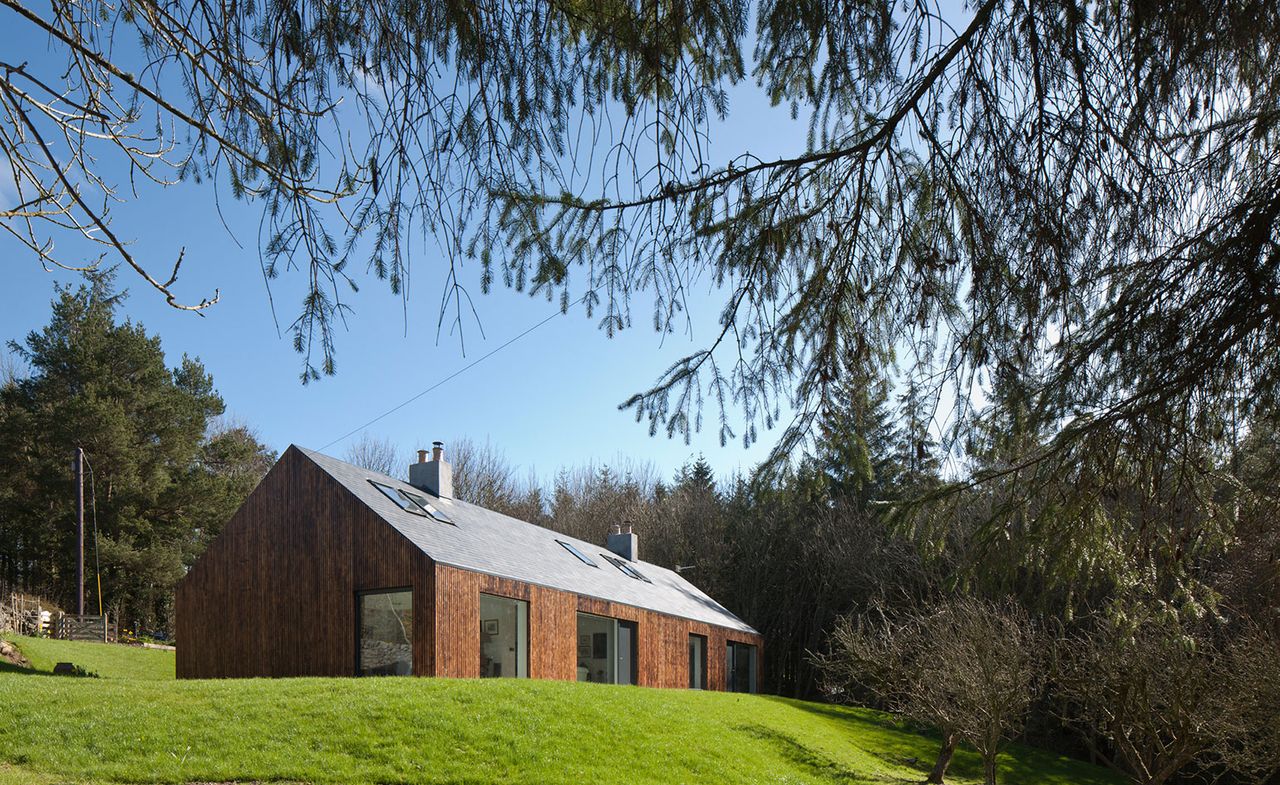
[760,696,951,781]
[764,696,1122,785]
[0,660,76,677]
[738,723,916,785]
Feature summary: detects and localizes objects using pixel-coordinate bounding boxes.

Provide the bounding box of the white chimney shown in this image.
[606,522,638,562]
[409,440,453,498]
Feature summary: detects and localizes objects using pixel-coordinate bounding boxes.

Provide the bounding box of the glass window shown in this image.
[479,594,528,678]
[601,553,651,583]
[726,641,758,693]
[557,540,598,567]
[689,634,707,689]
[617,620,638,685]
[370,480,428,516]
[576,612,616,684]
[401,488,454,524]
[369,480,454,524]
[358,590,412,676]
[576,613,638,685]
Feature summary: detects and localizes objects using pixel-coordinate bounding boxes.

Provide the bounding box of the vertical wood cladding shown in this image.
[434,566,581,681]
[435,564,763,690]
[176,447,433,678]
[178,448,760,689]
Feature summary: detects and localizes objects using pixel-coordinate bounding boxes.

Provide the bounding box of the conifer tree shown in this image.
[0,271,274,630]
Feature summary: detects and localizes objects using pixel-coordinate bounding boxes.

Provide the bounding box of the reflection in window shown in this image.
[576,612,616,684]
[557,540,598,567]
[358,590,412,676]
[601,553,651,582]
[368,479,454,524]
[480,593,528,678]
[689,634,707,689]
[576,612,638,685]
[726,641,757,693]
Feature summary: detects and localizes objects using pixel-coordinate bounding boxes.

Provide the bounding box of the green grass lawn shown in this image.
[2,634,174,680]
[0,636,1120,785]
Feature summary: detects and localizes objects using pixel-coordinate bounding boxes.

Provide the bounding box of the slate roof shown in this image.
[297,446,757,634]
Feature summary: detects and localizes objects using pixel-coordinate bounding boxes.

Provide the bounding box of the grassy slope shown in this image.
[3,634,174,680]
[0,636,1119,785]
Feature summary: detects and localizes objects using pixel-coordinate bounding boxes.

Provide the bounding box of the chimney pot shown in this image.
[409,440,452,498]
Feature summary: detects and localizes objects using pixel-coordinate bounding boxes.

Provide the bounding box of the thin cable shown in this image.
[82,452,103,617]
[319,296,585,451]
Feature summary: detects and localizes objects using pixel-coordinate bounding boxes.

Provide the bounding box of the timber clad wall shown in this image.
[433,567,580,681]
[178,447,762,690]
[177,448,433,679]
[430,565,763,689]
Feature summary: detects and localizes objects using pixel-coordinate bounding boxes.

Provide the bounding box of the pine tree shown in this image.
[0,271,274,630]
[814,361,908,506]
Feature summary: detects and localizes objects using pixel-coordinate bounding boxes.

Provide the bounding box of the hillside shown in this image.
[1,634,175,680]
[0,635,1119,785]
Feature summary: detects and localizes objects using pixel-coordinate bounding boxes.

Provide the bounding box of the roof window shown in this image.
[602,553,651,583]
[557,540,598,567]
[369,480,454,525]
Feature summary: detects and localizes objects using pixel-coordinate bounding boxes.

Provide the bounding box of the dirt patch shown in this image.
[0,638,30,669]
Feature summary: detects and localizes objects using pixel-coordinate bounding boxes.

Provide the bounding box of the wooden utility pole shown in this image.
[74,446,84,616]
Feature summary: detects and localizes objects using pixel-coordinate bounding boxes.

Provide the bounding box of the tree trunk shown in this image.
[982,753,997,785]
[927,733,958,784]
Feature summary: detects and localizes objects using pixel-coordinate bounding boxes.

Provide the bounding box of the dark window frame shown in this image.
[726,640,758,694]
[688,633,708,690]
[478,592,530,679]
[575,611,639,685]
[557,540,599,567]
[600,553,651,583]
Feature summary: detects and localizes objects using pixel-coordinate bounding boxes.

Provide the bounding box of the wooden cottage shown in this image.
[176,444,762,691]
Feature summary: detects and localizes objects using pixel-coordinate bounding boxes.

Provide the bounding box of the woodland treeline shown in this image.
[2,272,1277,784]
[0,273,275,629]
[393,374,1280,785]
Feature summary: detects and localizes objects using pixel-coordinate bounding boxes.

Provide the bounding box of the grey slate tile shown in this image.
[298,446,757,634]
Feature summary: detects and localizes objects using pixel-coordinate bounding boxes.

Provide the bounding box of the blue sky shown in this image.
[0,21,817,486]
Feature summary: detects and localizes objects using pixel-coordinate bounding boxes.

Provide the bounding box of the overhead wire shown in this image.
[82,451,103,616]
[319,295,586,451]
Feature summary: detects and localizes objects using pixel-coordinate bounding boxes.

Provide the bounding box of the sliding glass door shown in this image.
[479,593,528,678]
[576,612,637,685]
[726,641,757,693]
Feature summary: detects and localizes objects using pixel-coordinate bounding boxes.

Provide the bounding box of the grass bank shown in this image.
[0,636,1118,785]
[2,634,174,680]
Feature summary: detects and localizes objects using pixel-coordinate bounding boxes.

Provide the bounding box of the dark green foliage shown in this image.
[530,380,937,698]
[10,4,1277,628]
[0,272,274,631]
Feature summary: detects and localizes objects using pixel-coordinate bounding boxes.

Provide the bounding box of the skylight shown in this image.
[602,553,651,583]
[557,540,598,567]
[370,480,427,516]
[369,480,454,525]
[400,488,454,525]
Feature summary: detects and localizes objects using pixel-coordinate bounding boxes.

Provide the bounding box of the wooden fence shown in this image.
[0,592,115,642]
[1,593,52,637]
[54,614,117,643]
